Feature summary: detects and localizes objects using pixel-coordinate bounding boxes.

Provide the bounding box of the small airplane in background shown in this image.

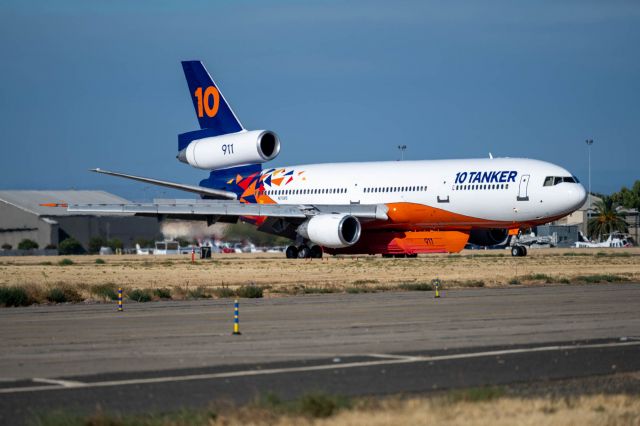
[575,233,633,248]
[69,61,587,258]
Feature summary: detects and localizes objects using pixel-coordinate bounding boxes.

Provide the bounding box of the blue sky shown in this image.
[1,0,638,200]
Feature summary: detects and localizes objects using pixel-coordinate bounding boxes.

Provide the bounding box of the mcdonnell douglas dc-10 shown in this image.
[69,61,587,258]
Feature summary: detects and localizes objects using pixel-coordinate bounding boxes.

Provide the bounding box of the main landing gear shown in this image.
[285,244,323,259]
[511,245,528,257]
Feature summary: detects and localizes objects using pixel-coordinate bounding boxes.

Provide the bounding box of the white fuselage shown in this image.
[257,158,586,226]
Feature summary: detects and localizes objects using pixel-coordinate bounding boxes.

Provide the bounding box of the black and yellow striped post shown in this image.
[433,279,441,299]
[118,287,123,311]
[232,299,241,335]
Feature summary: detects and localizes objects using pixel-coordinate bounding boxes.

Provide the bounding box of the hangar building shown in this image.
[0,190,161,251]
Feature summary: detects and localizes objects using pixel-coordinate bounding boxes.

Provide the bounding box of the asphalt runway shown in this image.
[1,284,639,423]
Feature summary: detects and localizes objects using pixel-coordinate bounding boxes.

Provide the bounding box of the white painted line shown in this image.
[32,378,85,388]
[366,353,421,361]
[1,340,638,395]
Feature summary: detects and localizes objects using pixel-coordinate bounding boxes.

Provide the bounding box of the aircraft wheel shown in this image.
[407,253,418,258]
[394,254,406,258]
[521,246,528,256]
[310,245,323,258]
[382,253,393,258]
[511,246,521,257]
[285,245,299,259]
[297,245,311,259]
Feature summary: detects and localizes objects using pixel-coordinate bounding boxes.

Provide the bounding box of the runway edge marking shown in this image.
[32,378,85,388]
[2,340,638,395]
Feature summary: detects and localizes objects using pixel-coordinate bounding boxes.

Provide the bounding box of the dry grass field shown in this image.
[266,394,640,426]
[1,247,639,304]
[35,380,640,426]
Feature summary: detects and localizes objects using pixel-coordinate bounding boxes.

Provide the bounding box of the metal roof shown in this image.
[0,190,131,217]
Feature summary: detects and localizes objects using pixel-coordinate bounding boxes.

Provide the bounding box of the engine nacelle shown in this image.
[178,130,280,170]
[468,229,509,246]
[297,214,362,249]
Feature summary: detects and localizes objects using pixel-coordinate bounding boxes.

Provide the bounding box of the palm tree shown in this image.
[587,197,628,241]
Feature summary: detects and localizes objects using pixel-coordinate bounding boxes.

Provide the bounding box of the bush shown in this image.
[187,286,211,299]
[58,258,74,266]
[236,285,263,298]
[576,274,628,283]
[108,239,123,251]
[351,279,379,285]
[508,278,521,285]
[301,286,337,294]
[44,244,57,250]
[398,282,433,291]
[153,288,172,299]
[257,392,351,419]
[1,243,11,250]
[95,258,106,264]
[46,287,82,303]
[525,273,553,283]
[88,237,107,254]
[212,287,236,298]
[346,286,376,294]
[463,280,485,287]
[92,283,118,300]
[128,289,152,302]
[18,239,38,250]
[297,393,351,418]
[0,286,32,307]
[58,238,83,255]
[177,238,191,248]
[448,386,505,403]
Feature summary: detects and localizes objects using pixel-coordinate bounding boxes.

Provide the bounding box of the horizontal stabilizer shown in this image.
[90,168,237,200]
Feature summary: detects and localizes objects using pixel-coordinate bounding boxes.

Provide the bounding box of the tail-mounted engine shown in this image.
[177,130,280,170]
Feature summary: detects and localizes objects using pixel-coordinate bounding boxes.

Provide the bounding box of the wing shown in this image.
[90,168,237,200]
[68,200,389,229]
[69,200,388,239]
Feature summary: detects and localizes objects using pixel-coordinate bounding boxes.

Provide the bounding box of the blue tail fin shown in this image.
[181,60,243,134]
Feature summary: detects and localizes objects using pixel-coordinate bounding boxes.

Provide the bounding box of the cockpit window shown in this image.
[544,176,577,186]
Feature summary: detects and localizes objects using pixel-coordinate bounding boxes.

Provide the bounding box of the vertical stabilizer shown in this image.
[181,61,244,134]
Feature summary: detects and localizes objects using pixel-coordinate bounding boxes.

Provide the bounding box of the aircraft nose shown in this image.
[567,183,587,210]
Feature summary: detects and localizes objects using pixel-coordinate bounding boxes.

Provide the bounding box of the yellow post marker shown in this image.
[232,299,241,335]
[118,287,123,311]
[433,279,441,299]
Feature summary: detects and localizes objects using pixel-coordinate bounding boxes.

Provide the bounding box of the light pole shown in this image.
[585,139,593,217]
[397,145,407,161]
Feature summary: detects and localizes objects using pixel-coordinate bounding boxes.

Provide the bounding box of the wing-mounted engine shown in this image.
[177,130,280,170]
[297,214,362,249]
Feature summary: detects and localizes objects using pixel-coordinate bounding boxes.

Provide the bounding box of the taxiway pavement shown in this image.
[0,284,639,422]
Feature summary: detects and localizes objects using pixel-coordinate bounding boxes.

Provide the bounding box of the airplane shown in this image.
[575,232,633,248]
[68,61,587,259]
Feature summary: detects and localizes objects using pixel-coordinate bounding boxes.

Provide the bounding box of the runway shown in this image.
[1,284,639,422]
